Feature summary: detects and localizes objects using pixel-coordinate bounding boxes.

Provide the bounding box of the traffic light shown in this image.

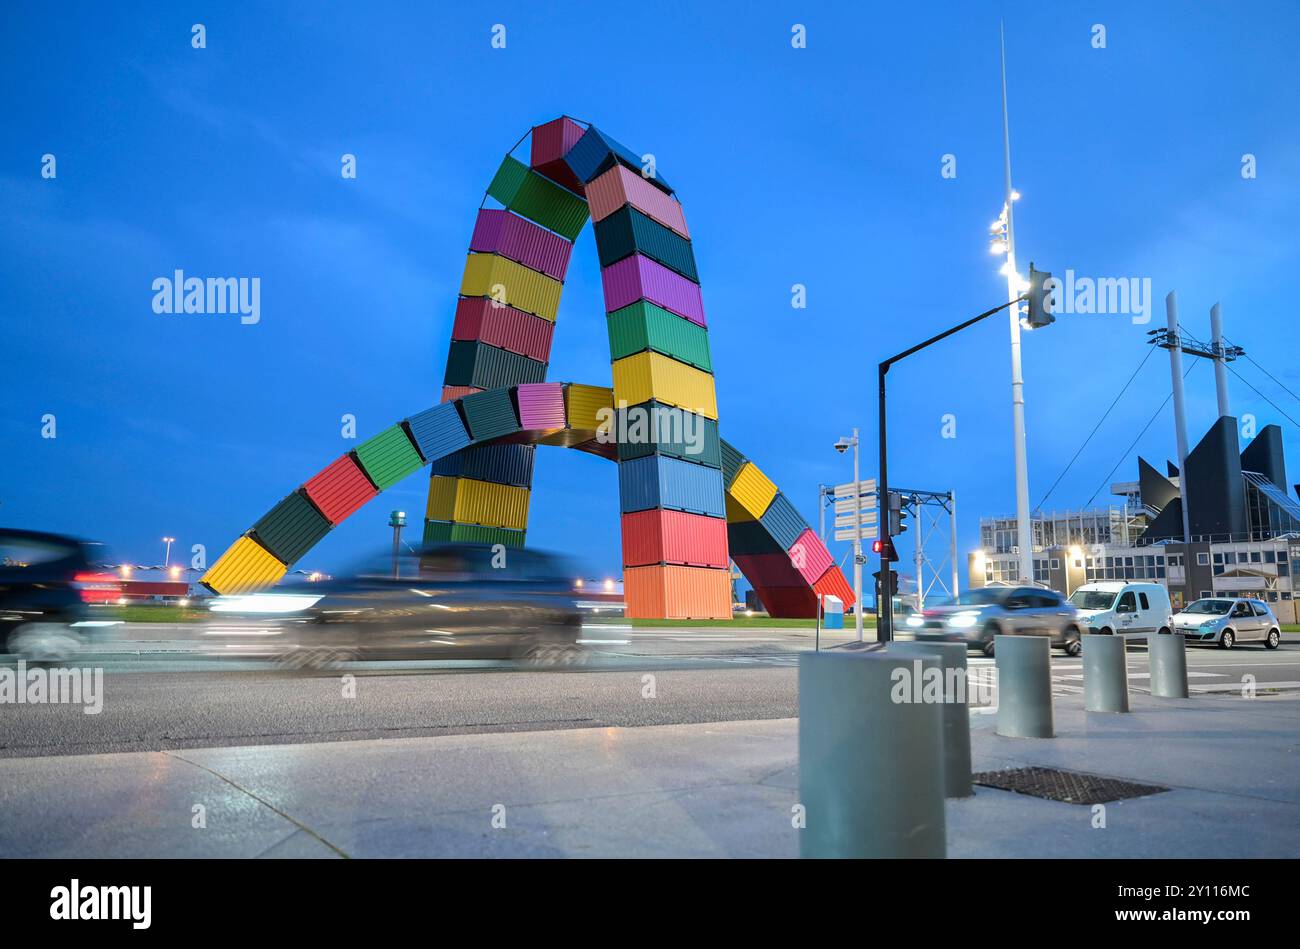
[1025,262,1056,329]
[887,491,909,537]
[872,537,895,559]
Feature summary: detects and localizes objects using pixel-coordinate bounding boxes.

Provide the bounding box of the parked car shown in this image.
[0,528,103,661]
[1172,596,1282,649]
[909,585,1083,656]
[1067,581,1172,637]
[206,542,585,666]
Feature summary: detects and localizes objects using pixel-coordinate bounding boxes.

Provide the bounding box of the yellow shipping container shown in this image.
[426,475,459,521]
[565,383,614,434]
[725,493,757,523]
[729,461,778,519]
[454,478,531,530]
[201,535,288,595]
[460,253,562,322]
[611,351,718,420]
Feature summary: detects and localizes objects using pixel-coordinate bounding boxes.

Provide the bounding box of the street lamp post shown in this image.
[834,431,864,642]
[389,511,406,579]
[161,537,175,568]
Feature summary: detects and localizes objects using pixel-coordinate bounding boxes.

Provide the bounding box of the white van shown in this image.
[1067,581,1172,637]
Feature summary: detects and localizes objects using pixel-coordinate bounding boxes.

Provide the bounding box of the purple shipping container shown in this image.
[601,254,706,327]
[469,209,573,282]
[515,383,567,431]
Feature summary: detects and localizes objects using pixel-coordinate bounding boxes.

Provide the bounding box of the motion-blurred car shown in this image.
[1171,596,1282,649]
[207,543,585,666]
[907,585,1083,656]
[0,528,105,661]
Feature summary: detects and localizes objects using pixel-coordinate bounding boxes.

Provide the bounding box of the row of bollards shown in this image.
[798,631,1191,858]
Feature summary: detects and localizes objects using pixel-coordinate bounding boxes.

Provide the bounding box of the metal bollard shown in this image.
[887,641,973,798]
[994,635,1054,738]
[1082,633,1130,712]
[799,648,947,858]
[1148,631,1189,698]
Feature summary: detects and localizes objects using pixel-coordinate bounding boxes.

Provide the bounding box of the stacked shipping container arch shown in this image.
[430,117,590,551]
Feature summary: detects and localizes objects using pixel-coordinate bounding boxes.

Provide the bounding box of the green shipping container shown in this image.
[423,519,526,547]
[615,400,721,469]
[594,205,699,283]
[487,156,589,242]
[607,300,712,371]
[445,339,547,390]
[458,387,521,442]
[720,439,746,489]
[354,425,424,490]
[252,491,331,566]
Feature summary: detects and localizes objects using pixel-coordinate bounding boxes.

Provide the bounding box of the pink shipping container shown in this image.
[601,254,706,327]
[731,551,805,588]
[586,163,690,239]
[515,383,566,431]
[621,509,728,568]
[441,384,482,403]
[787,528,834,585]
[452,298,555,363]
[530,117,587,195]
[469,208,573,282]
[303,454,377,525]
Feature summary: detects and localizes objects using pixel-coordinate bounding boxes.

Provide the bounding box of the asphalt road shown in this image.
[2,626,1297,759]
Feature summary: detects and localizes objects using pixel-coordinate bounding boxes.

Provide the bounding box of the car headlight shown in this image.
[947,611,979,629]
[1198,623,1216,632]
[905,615,924,627]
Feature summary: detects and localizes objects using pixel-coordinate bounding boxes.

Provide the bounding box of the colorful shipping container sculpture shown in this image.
[200,118,853,619]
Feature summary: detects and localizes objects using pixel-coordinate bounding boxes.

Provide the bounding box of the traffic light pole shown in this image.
[877,295,1026,643]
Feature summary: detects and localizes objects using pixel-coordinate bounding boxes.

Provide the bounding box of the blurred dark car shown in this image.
[208,543,585,666]
[0,528,103,661]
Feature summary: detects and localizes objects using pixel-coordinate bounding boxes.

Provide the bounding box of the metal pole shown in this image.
[914,497,924,611]
[878,368,893,643]
[852,428,864,643]
[949,493,959,600]
[818,483,827,543]
[1166,292,1192,545]
[1000,22,1034,586]
[1210,302,1231,419]
[391,524,401,579]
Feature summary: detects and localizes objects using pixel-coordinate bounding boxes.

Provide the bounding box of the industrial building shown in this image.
[970,305,1300,622]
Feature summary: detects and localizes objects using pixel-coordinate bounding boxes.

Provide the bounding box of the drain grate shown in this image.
[972,766,1169,805]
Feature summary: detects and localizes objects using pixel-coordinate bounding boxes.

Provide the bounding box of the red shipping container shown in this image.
[586,163,690,238]
[303,454,378,525]
[452,298,554,363]
[621,509,728,568]
[531,117,587,194]
[753,585,818,618]
[732,551,803,588]
[469,208,573,281]
[813,566,855,610]
[441,385,482,403]
[787,528,834,585]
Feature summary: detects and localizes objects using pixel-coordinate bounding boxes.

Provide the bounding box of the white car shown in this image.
[1067,581,1172,637]
[1171,597,1282,649]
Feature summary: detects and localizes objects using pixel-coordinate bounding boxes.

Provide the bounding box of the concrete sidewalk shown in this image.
[1,692,1296,858]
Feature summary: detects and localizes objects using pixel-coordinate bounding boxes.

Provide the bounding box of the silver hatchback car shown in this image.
[1171,597,1282,649]
[908,585,1083,656]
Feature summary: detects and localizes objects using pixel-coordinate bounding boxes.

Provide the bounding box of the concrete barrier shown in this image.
[994,634,1053,738]
[1082,633,1129,712]
[798,648,946,857]
[1148,631,1189,698]
[887,641,973,798]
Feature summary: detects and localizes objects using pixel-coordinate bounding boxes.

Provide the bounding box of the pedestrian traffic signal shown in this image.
[1025,263,1056,329]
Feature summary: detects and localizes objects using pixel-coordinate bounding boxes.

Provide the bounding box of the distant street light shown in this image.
[161,536,175,568]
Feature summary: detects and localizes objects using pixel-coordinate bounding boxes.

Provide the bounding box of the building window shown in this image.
[1197,552,1210,566]
[1265,551,1276,564]
[1050,558,1060,570]
[1251,551,1262,564]
[1200,591,1213,599]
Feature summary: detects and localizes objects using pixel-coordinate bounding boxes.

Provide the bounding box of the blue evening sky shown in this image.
[3,1,1298,581]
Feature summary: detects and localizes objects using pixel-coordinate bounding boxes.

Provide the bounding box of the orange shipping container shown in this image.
[623,564,732,619]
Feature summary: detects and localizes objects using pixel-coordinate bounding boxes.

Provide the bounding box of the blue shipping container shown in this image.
[405,402,471,462]
[431,443,536,487]
[618,454,725,517]
[564,126,673,193]
[760,492,807,551]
